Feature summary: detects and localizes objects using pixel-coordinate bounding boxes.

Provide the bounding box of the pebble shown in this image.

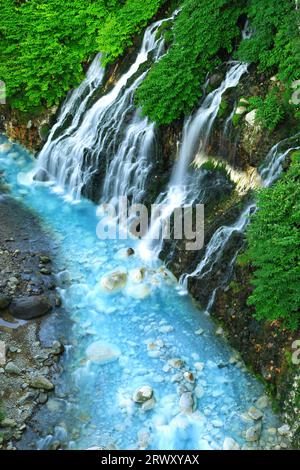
[38,392,48,404]
[51,341,64,356]
[18,391,37,405]
[141,397,156,411]
[168,358,185,369]
[277,424,290,436]
[245,423,261,442]
[255,395,269,409]
[247,406,263,421]
[85,341,121,364]
[133,386,153,404]
[179,392,194,413]
[215,326,225,336]
[183,371,195,383]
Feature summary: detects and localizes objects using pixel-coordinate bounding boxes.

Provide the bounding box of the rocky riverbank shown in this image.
[0,188,63,449]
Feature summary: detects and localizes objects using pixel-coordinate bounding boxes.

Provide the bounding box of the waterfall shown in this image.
[179,204,256,294]
[36,17,172,201]
[179,134,300,305]
[138,62,248,261]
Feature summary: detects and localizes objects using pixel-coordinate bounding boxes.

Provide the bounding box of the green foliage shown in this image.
[237,0,300,84]
[0,0,164,111]
[98,0,164,65]
[246,151,300,330]
[136,0,246,124]
[200,159,229,178]
[217,99,229,118]
[248,88,287,132]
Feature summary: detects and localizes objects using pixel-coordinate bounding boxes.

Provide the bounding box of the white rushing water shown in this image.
[138,62,248,261]
[36,17,172,201]
[179,135,300,304]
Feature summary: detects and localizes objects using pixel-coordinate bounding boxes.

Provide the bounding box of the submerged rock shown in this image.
[141,397,156,411]
[133,386,153,404]
[223,437,240,450]
[9,295,52,320]
[179,392,194,413]
[255,395,269,410]
[277,424,290,436]
[245,423,262,442]
[85,340,121,364]
[247,406,263,421]
[100,271,127,292]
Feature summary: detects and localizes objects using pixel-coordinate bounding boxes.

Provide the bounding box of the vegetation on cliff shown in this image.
[1,0,298,125]
[137,0,299,125]
[136,0,246,124]
[246,151,300,330]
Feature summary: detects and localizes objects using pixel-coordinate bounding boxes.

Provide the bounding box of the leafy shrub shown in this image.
[136,0,246,124]
[248,89,286,132]
[246,151,300,330]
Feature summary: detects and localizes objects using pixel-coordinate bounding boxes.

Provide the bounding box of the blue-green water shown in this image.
[0,136,282,450]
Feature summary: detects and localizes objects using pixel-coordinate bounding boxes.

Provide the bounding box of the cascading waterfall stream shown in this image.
[36,17,173,201]
[0,134,286,450]
[138,62,248,262]
[179,135,300,304]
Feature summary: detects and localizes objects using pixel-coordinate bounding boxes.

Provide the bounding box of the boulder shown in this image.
[141,397,156,411]
[255,395,269,409]
[133,386,153,404]
[247,406,263,421]
[245,423,261,442]
[9,295,52,320]
[5,362,21,375]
